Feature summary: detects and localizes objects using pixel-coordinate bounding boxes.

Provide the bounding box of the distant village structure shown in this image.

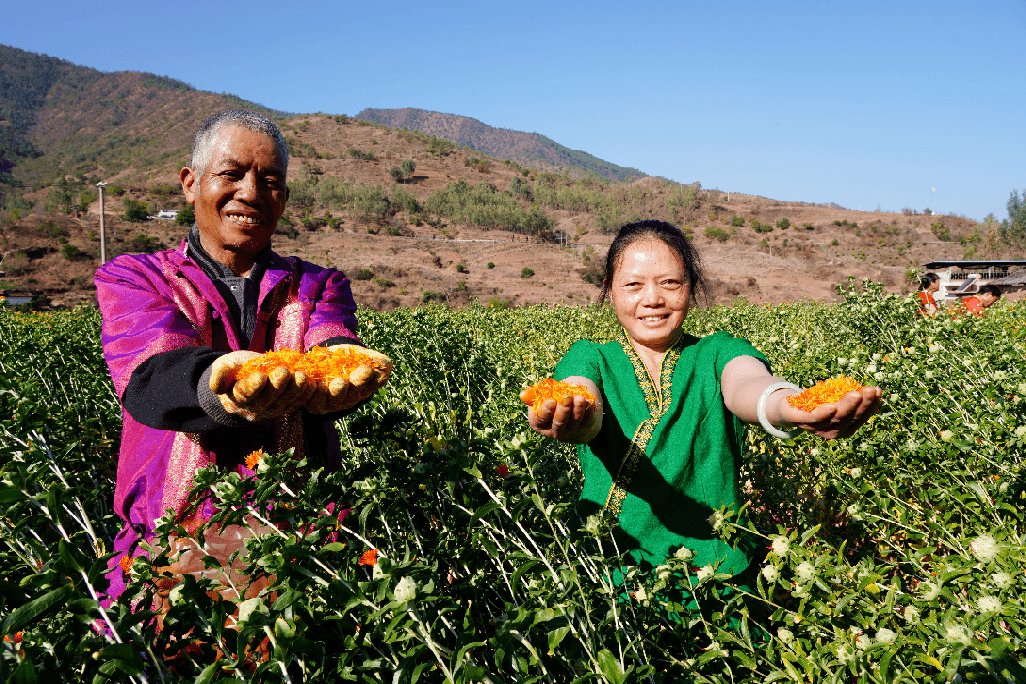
[923,260,1026,301]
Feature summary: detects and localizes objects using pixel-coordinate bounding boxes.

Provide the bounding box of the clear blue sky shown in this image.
[4,0,1024,221]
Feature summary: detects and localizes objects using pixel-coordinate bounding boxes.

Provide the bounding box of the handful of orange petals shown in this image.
[786,376,864,412]
[521,379,597,412]
[237,345,391,384]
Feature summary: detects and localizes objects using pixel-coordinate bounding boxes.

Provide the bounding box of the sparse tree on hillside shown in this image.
[1001,189,1026,251]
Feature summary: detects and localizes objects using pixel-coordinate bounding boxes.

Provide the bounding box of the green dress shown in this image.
[555,329,766,577]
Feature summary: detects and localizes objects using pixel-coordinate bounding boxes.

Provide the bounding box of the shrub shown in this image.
[374,278,395,288]
[831,238,840,246]
[487,262,495,269]
[802,223,814,230]
[731,216,745,227]
[455,263,467,273]
[123,200,149,223]
[353,268,375,280]
[175,205,195,226]
[487,296,514,308]
[520,267,535,278]
[705,226,730,242]
[421,290,444,303]
[347,148,375,161]
[776,218,790,229]
[60,244,90,261]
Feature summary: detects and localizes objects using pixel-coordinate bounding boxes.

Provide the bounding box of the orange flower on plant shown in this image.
[521,379,596,412]
[119,554,133,576]
[787,377,864,412]
[237,346,388,383]
[358,549,379,567]
[245,448,265,470]
[3,632,22,644]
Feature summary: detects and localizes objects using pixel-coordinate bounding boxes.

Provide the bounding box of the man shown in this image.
[959,284,1002,317]
[95,110,388,603]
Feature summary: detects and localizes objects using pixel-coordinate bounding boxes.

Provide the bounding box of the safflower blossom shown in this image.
[770,536,790,556]
[694,565,714,582]
[776,628,794,644]
[849,467,862,479]
[707,510,725,532]
[945,623,972,646]
[875,628,897,644]
[238,346,389,383]
[245,448,264,470]
[358,549,379,566]
[521,379,596,412]
[903,606,920,623]
[795,561,816,583]
[119,555,133,576]
[992,572,1013,589]
[674,546,695,561]
[394,576,417,602]
[787,377,864,412]
[761,565,779,583]
[976,596,1002,614]
[495,464,510,479]
[940,430,954,442]
[969,534,999,563]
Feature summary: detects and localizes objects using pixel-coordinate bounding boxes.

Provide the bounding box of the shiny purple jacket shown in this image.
[95,240,359,601]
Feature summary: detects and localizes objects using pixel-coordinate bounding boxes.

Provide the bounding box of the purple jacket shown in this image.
[95,240,359,601]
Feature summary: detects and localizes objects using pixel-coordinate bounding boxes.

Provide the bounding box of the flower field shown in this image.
[1,281,1025,683]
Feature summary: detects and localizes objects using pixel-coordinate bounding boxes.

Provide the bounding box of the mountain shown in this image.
[355,107,646,183]
[0,44,282,189]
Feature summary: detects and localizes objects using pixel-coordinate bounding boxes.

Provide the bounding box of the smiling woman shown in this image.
[524,219,882,620]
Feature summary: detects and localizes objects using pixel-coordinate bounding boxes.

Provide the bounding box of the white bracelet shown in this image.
[757,381,801,439]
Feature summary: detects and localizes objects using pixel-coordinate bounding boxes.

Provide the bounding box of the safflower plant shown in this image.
[0,284,1023,682]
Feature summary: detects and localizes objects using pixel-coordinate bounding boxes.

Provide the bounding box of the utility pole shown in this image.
[97,182,107,265]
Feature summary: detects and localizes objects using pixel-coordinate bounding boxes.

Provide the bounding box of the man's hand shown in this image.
[777,386,882,440]
[210,350,316,422]
[305,345,392,414]
[522,376,602,444]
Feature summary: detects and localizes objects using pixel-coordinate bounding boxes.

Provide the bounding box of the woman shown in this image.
[917,273,941,314]
[524,221,880,603]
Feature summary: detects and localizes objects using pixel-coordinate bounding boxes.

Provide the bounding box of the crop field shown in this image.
[0,281,1024,683]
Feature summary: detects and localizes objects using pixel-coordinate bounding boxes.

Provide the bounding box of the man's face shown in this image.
[180,126,288,263]
[979,292,999,308]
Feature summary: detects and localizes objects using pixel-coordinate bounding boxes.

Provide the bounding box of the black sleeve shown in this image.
[314,336,365,350]
[122,347,244,432]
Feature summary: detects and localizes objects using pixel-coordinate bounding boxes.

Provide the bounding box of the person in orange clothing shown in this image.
[917,273,941,314]
[959,284,1002,317]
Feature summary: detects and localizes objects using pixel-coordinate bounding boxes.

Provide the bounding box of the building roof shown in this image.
[923,260,1026,269]
[990,269,1026,286]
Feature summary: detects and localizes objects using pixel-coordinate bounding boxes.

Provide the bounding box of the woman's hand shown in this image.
[777,386,882,440]
[305,345,392,414]
[210,350,316,422]
[522,376,602,443]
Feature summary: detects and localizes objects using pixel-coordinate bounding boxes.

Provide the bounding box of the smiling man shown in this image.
[95,110,388,604]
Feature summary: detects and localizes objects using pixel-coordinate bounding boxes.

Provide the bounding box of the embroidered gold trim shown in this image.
[604,330,683,516]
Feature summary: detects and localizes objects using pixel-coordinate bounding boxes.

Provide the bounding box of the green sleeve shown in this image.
[708,331,769,380]
[554,340,600,384]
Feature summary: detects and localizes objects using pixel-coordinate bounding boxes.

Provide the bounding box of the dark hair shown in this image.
[598,220,706,303]
[978,284,1002,298]
[919,272,939,290]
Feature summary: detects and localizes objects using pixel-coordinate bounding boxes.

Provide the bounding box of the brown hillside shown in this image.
[0,49,1017,311]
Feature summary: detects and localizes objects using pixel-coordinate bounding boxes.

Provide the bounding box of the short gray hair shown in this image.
[191,109,290,176]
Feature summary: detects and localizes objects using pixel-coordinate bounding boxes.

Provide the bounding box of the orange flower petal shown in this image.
[786,377,864,412]
[358,549,379,566]
[238,346,386,383]
[245,449,265,470]
[522,379,596,412]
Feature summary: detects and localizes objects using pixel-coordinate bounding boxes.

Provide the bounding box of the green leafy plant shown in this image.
[520,267,535,278]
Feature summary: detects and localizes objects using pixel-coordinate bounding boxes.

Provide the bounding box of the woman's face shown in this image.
[608,238,691,353]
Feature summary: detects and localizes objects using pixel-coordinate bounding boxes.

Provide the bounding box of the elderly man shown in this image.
[95,109,387,603]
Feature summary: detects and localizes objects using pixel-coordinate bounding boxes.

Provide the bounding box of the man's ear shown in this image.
[180,167,198,204]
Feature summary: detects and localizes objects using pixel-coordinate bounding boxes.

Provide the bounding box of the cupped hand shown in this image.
[779,386,883,439]
[523,391,601,444]
[305,345,392,414]
[210,350,316,421]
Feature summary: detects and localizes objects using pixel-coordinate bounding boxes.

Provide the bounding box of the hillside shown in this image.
[355,107,646,183]
[0,44,1018,311]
